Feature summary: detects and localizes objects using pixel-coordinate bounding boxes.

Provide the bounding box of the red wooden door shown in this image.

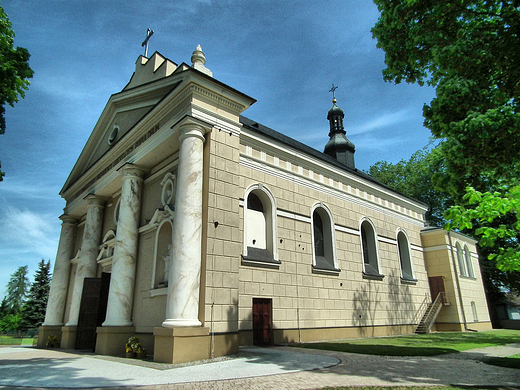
[253,298,272,346]
[428,276,445,301]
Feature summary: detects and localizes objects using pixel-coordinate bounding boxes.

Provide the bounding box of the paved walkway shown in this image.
[0,343,519,389]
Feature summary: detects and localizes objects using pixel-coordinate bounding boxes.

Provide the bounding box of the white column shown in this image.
[43,215,77,326]
[66,195,105,326]
[102,164,145,327]
[163,123,206,328]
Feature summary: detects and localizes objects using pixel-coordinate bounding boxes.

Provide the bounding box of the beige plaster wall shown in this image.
[132,230,167,333]
[421,229,491,328]
[203,128,242,334]
[200,130,432,343]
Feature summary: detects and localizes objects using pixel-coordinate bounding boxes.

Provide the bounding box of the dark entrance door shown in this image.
[75,273,110,350]
[428,276,445,302]
[252,298,272,346]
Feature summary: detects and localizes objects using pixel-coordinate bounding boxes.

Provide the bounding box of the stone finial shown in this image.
[190,44,213,77]
[191,44,206,66]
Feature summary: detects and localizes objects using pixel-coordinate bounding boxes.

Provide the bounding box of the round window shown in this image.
[108,126,119,146]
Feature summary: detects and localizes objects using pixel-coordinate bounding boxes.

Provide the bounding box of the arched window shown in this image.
[360,218,382,277]
[464,245,475,278]
[311,204,339,273]
[471,301,479,322]
[456,242,467,277]
[242,184,279,265]
[397,229,415,281]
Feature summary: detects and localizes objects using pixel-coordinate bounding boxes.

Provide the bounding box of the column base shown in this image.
[95,326,136,357]
[37,325,62,348]
[162,318,202,328]
[153,326,210,364]
[60,325,78,349]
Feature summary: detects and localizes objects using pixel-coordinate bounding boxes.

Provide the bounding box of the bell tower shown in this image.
[324,85,355,169]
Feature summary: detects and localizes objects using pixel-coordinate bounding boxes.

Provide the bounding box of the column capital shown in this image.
[119,163,146,181]
[179,122,207,143]
[84,194,107,208]
[59,214,78,225]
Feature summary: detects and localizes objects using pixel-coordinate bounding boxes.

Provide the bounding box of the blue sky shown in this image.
[0,0,435,299]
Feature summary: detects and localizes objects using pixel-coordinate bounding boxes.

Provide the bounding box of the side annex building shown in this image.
[38,47,492,363]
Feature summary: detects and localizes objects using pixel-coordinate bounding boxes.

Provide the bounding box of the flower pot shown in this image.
[136,351,147,359]
[126,352,136,358]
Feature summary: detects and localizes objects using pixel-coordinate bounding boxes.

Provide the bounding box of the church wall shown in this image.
[233,134,431,343]
[132,230,167,335]
[102,198,117,237]
[421,229,491,329]
[73,222,85,258]
[203,127,242,335]
[140,172,166,225]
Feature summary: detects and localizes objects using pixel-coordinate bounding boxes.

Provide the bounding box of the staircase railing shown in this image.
[413,293,431,325]
[415,292,445,334]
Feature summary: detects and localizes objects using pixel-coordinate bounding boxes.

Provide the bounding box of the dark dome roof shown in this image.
[327,101,344,120]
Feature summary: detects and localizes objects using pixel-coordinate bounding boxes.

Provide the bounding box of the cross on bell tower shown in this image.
[324,84,356,169]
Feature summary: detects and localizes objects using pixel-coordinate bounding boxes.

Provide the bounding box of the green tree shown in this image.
[446,186,520,273]
[0,313,21,332]
[368,149,520,326]
[366,148,451,227]
[372,0,520,271]
[0,5,34,180]
[19,260,51,331]
[372,0,520,185]
[5,265,29,314]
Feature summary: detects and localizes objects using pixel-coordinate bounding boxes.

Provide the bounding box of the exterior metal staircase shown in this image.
[415,292,445,334]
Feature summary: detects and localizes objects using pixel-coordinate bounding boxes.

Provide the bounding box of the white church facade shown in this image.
[38,47,492,363]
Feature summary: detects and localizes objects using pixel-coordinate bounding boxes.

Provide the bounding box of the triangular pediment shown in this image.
[62,53,182,195]
[60,50,256,205]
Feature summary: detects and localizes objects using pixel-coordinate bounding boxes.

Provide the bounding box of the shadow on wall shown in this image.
[387,269,416,335]
[352,279,381,337]
[209,298,239,355]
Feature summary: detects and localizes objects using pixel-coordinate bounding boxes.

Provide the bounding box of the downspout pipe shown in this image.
[447,231,477,332]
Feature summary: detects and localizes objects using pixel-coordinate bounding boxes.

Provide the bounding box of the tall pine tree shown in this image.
[5,265,29,314]
[19,260,51,331]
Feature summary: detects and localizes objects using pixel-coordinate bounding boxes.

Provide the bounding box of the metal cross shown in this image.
[142,28,154,57]
[329,84,338,100]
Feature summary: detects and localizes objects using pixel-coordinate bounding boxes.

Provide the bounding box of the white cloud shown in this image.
[0,206,60,261]
[0,179,61,201]
[349,109,413,135]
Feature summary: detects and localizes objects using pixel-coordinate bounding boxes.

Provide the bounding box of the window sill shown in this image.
[242,247,281,269]
[400,277,418,285]
[149,287,167,297]
[312,265,341,276]
[362,272,385,281]
[459,275,477,280]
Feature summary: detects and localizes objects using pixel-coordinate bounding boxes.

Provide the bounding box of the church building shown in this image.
[38,46,492,363]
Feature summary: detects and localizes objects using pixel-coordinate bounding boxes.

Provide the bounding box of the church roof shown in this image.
[239,115,428,208]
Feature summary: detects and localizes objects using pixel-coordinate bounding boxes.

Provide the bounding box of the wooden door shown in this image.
[428,276,445,302]
[75,273,110,350]
[253,298,272,346]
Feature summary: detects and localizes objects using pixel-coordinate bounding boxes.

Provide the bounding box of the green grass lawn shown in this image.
[294,329,520,356]
[0,335,37,346]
